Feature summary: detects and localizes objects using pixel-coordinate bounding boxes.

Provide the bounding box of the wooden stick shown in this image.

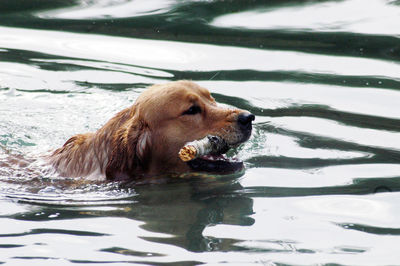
[178,136,226,162]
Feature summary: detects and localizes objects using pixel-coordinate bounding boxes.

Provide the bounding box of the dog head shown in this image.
[105,80,254,179]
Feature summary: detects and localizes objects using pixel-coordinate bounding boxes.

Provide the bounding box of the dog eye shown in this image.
[182,105,201,115]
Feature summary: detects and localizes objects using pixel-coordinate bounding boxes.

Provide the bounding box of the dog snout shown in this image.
[237,112,255,131]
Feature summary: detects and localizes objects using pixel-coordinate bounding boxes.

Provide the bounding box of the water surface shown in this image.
[1,0,400,265]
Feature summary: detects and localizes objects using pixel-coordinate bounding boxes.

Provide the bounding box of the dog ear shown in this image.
[105,120,152,180]
[136,128,152,166]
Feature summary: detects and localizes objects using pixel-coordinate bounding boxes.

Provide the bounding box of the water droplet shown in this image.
[48,213,60,218]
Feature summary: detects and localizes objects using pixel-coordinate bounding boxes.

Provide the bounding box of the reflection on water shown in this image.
[212,0,400,35]
[2,177,254,257]
[36,0,175,19]
[1,0,400,265]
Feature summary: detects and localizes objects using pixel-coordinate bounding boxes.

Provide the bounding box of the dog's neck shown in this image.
[48,130,111,179]
[49,107,135,179]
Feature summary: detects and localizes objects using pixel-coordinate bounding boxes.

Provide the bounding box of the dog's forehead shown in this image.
[176,86,210,101]
[157,82,212,101]
[136,81,215,116]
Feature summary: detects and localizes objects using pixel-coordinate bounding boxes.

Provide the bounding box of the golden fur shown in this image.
[49,81,251,180]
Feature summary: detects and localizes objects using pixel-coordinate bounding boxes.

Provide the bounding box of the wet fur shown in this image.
[49,81,250,180]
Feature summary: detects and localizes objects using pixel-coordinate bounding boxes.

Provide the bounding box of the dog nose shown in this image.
[237,112,255,130]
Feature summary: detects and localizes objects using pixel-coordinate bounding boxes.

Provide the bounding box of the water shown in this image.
[1,0,400,265]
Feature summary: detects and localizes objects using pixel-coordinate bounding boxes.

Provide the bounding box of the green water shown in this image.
[1,0,400,265]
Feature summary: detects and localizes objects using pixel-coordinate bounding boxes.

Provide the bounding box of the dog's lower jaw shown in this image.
[187,158,244,174]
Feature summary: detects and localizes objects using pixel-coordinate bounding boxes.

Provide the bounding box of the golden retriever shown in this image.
[48,81,254,180]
